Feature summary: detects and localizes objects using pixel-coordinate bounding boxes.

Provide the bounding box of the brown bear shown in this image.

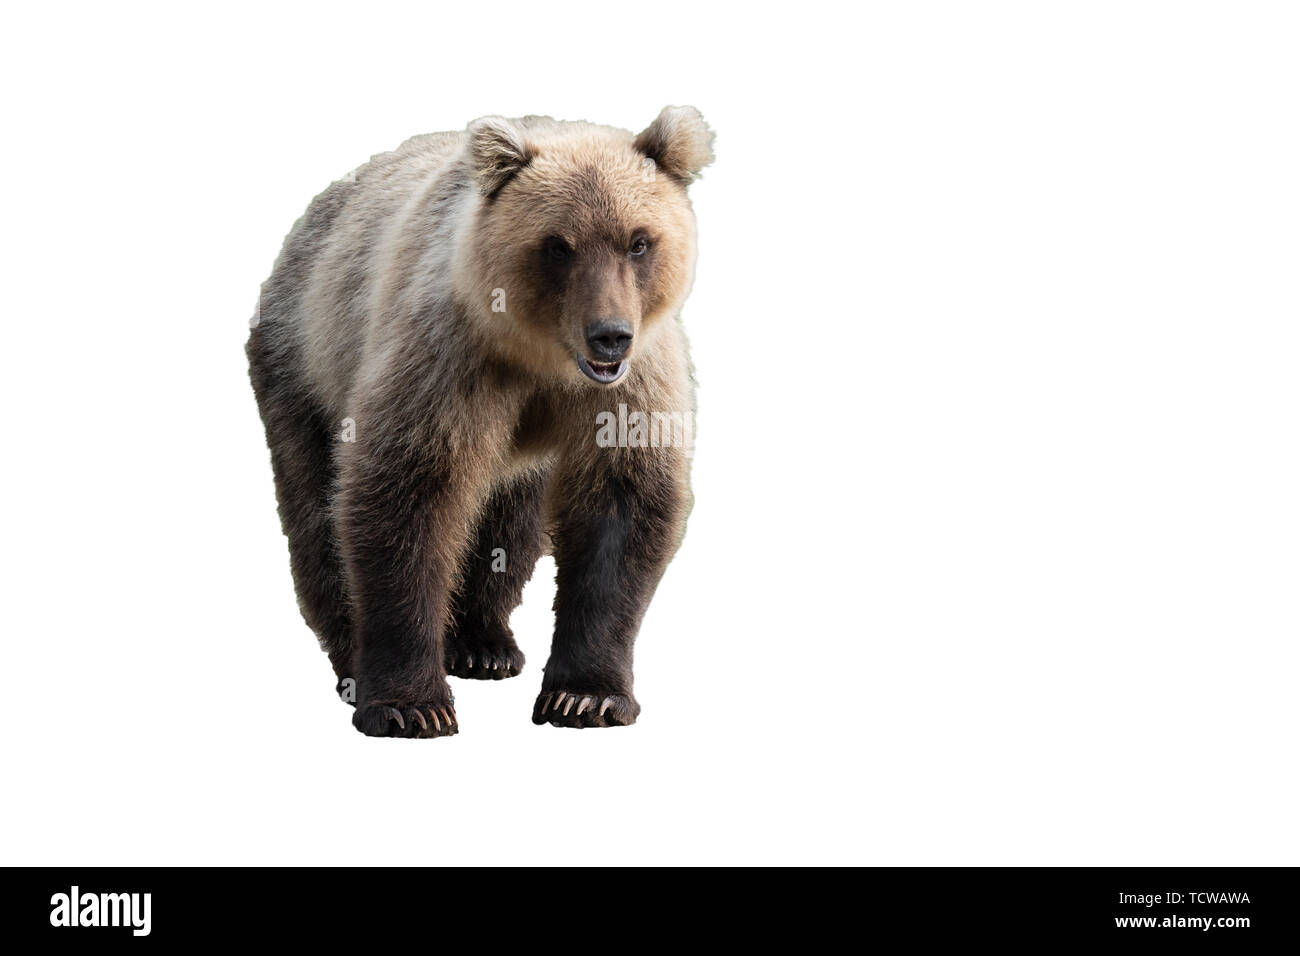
[246,107,712,737]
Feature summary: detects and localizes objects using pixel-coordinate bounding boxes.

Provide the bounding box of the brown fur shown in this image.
[247,107,712,736]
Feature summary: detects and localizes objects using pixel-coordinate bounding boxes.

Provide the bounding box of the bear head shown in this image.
[455,106,713,387]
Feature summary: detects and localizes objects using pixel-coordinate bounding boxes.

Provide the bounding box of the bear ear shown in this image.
[467,116,535,198]
[634,106,714,185]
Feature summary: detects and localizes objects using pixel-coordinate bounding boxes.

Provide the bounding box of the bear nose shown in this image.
[585,319,633,361]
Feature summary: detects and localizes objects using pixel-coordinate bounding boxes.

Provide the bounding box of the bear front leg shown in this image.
[535,454,689,728]
[338,441,482,739]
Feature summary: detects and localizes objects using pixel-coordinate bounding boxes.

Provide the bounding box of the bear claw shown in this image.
[533,691,638,728]
[354,701,459,738]
[446,644,524,681]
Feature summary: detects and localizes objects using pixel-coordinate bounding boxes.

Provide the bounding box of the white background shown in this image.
[2,2,1296,865]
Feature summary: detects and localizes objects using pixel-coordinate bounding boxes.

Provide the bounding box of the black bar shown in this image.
[7,867,1295,944]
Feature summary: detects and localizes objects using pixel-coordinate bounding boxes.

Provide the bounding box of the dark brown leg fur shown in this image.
[533,456,686,729]
[246,331,355,695]
[445,469,549,680]
[336,420,488,739]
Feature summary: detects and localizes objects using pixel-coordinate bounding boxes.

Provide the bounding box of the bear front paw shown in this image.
[353,700,459,738]
[532,690,639,728]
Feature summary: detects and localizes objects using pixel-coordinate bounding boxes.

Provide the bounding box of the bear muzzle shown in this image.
[578,319,633,384]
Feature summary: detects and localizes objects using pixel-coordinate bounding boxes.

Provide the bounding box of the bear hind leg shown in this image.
[444,468,548,680]
[249,355,355,698]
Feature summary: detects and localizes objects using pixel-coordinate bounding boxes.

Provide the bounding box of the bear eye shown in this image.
[544,236,573,263]
[629,236,650,257]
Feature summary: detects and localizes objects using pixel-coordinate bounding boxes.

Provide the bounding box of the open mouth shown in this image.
[577,355,628,385]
